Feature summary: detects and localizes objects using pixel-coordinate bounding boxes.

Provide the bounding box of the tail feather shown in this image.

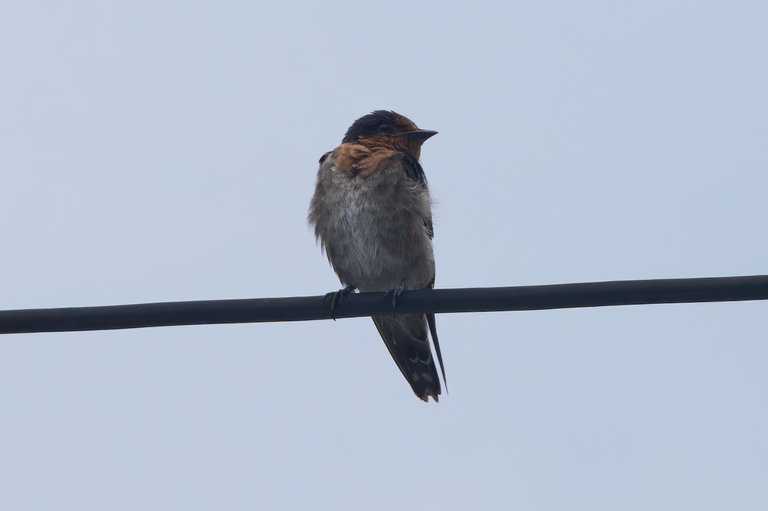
[372,313,444,402]
[427,313,447,394]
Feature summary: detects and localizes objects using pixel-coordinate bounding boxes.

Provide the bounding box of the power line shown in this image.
[1,275,766,335]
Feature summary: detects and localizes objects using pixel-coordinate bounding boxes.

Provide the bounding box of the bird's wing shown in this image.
[400,153,434,239]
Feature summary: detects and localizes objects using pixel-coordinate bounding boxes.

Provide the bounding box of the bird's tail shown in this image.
[372,313,444,402]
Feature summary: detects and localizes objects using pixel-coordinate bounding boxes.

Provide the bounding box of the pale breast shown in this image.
[309,156,435,292]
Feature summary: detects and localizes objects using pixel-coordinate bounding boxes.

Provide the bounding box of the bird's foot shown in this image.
[384,282,406,316]
[323,283,357,320]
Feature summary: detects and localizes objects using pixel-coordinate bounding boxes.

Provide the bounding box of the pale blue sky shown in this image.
[1,1,767,509]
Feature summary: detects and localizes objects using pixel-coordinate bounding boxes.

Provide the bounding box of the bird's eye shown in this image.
[378,123,392,133]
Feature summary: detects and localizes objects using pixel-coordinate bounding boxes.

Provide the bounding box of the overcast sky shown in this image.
[1,1,767,510]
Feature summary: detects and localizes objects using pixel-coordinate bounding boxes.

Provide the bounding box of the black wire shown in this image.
[1,275,766,335]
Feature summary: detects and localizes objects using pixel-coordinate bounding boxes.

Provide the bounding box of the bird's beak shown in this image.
[399,129,438,142]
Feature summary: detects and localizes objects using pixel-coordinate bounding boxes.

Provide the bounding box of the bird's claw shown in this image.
[324,283,357,320]
[385,283,406,316]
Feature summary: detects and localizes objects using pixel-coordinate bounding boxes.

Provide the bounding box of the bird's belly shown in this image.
[324,186,433,291]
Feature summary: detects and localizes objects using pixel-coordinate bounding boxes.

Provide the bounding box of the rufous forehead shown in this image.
[394,116,418,131]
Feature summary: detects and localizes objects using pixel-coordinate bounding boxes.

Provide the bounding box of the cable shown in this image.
[1,275,766,335]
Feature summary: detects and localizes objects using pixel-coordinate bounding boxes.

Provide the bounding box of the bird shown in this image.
[308,110,447,402]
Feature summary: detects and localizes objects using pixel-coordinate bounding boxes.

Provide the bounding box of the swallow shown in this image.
[308,110,446,402]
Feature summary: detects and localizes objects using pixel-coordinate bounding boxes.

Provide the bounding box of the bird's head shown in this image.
[342,110,437,159]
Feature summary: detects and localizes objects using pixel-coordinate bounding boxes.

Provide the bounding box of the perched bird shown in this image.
[308,110,446,402]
